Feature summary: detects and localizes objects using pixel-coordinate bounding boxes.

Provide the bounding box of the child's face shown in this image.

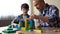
[22,8,28,14]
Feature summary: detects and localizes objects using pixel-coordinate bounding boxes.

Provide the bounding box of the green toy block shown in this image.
[26,27,30,31]
[37,27,43,33]
[32,23,35,29]
[3,30,16,33]
[38,27,42,30]
[8,25,12,28]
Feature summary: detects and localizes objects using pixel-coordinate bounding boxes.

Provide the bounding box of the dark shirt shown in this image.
[12,14,29,24]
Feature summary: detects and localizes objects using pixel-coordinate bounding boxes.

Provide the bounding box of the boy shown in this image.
[11,3,34,30]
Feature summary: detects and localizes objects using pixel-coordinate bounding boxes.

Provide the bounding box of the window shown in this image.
[0,0,31,17]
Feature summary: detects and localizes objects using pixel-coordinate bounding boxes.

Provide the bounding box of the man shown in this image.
[30,0,59,27]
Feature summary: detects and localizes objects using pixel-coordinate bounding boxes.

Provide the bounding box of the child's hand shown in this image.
[11,23,17,26]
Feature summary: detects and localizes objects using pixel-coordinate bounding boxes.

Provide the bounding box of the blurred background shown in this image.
[0,0,32,27]
[0,0,60,27]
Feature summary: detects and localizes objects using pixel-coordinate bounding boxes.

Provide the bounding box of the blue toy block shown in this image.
[28,20,35,30]
[15,24,21,30]
[19,19,25,27]
[24,19,35,30]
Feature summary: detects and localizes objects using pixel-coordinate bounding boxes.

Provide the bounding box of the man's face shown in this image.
[22,8,28,14]
[33,0,44,10]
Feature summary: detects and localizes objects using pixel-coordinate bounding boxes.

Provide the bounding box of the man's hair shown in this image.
[21,3,29,10]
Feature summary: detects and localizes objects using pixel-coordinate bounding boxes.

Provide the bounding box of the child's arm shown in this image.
[11,16,19,26]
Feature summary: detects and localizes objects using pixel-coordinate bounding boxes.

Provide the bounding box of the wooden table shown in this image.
[0,27,60,34]
[16,27,60,34]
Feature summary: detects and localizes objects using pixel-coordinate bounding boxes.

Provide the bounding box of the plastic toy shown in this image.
[3,25,17,34]
[14,18,35,31]
[36,30,42,33]
[36,27,43,33]
[12,18,43,33]
[3,29,16,34]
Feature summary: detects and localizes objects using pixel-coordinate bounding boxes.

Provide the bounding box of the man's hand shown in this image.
[29,14,49,22]
[36,23,41,27]
[29,14,38,19]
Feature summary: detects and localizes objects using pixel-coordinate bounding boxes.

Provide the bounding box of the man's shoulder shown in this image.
[46,4,58,10]
[46,3,59,12]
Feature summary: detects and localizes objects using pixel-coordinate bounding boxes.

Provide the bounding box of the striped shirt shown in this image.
[39,4,59,26]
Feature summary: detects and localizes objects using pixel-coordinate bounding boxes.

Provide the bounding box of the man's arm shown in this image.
[30,8,59,22]
[36,16,49,22]
[29,14,49,22]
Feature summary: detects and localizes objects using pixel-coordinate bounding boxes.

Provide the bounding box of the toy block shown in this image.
[3,29,16,34]
[38,27,42,30]
[21,27,30,31]
[36,30,42,33]
[35,27,43,33]
[24,19,31,31]
[14,18,35,31]
[8,25,12,28]
[24,19,28,28]
[18,31,23,34]
[26,27,30,31]
[29,20,35,30]
[21,27,26,31]
[15,24,21,30]
[18,22,20,27]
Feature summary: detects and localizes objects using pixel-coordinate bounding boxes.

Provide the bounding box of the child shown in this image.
[11,3,34,31]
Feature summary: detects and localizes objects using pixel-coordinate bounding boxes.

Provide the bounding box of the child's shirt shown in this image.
[11,14,30,24]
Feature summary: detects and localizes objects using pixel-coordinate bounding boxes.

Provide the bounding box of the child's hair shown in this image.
[21,3,29,10]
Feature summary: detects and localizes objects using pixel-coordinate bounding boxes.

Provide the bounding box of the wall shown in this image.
[33,0,60,16]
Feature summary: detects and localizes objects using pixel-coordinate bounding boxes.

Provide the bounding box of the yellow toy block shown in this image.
[36,30,42,33]
[18,22,20,27]
[24,19,27,28]
[18,31,23,34]
[25,18,30,28]
[21,27,26,31]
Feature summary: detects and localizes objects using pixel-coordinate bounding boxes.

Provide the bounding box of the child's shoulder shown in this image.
[17,14,30,18]
[18,14,23,17]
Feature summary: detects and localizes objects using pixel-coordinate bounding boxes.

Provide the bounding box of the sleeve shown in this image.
[11,16,19,24]
[47,6,59,22]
